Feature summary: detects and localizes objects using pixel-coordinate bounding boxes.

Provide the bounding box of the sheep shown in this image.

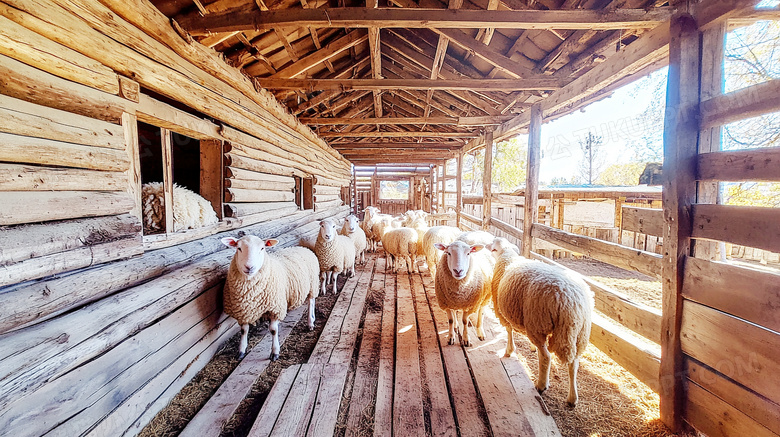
[456,230,495,247]
[408,218,430,261]
[422,225,462,281]
[381,226,419,273]
[314,218,356,295]
[488,237,593,406]
[362,206,385,252]
[142,182,218,233]
[221,235,319,361]
[340,214,367,265]
[433,240,495,347]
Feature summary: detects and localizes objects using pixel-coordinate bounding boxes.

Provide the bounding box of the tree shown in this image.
[595,162,645,186]
[492,138,528,192]
[577,131,604,185]
[725,182,780,207]
[625,69,667,162]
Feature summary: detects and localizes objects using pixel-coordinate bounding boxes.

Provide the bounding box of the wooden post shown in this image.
[456,152,463,227]
[122,112,142,222]
[161,128,174,233]
[694,22,726,260]
[523,103,542,257]
[660,14,700,432]
[352,166,357,215]
[482,129,493,231]
[200,139,223,220]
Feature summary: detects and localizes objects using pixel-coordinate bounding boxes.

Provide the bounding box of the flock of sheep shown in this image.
[219,205,594,407]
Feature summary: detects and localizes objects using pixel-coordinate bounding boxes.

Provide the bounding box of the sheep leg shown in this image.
[332,272,340,294]
[447,309,457,345]
[238,324,249,360]
[269,318,280,361]
[567,358,580,407]
[408,256,418,273]
[505,327,516,357]
[461,311,471,347]
[475,306,485,341]
[535,342,551,394]
[320,272,328,295]
[308,297,316,331]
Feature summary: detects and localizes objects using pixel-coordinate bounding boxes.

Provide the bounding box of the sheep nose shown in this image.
[453,269,463,277]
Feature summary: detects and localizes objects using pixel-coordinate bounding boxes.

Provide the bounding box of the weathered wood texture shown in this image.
[697,147,780,182]
[621,206,663,236]
[179,304,307,437]
[532,223,663,279]
[660,15,700,430]
[691,204,780,254]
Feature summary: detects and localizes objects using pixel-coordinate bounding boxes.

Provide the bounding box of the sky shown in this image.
[509,66,669,185]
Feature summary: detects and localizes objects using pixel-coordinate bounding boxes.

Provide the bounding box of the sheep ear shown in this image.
[434,243,448,251]
[265,239,279,247]
[221,237,239,248]
[470,245,485,253]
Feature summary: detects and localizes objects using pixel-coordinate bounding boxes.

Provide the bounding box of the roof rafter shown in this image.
[256,77,564,90]
[179,7,675,35]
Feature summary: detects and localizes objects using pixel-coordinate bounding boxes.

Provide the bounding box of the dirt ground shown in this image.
[556,257,663,310]
[138,280,344,437]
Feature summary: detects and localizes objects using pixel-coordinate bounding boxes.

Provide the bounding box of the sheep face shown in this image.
[486,237,520,259]
[319,219,339,242]
[434,241,485,280]
[344,215,359,233]
[221,235,279,277]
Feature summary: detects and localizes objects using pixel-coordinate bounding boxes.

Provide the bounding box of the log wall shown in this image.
[0,0,351,434]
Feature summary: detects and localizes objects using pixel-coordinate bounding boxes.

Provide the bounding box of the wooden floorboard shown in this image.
[392,272,426,437]
[345,256,386,437]
[419,264,492,437]
[374,255,396,437]
[306,363,350,437]
[245,253,561,437]
[180,304,307,437]
[410,271,458,437]
[248,364,302,437]
[309,258,372,364]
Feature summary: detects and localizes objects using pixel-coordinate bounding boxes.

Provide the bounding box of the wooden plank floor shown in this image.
[246,252,561,436]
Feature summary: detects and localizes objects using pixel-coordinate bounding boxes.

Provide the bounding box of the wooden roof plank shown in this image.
[256,77,564,90]
[271,31,368,78]
[180,7,675,35]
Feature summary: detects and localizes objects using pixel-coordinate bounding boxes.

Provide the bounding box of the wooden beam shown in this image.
[660,14,700,432]
[332,141,462,148]
[271,31,368,78]
[456,151,463,226]
[699,78,780,129]
[697,147,780,182]
[432,28,537,78]
[257,78,563,90]
[318,131,477,138]
[522,103,541,257]
[181,7,675,35]
[300,116,514,125]
[482,129,493,230]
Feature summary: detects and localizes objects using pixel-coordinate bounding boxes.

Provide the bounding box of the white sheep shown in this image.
[340,214,367,265]
[488,237,593,406]
[314,218,356,295]
[221,235,319,360]
[142,182,218,233]
[456,230,495,246]
[381,226,419,273]
[362,206,383,252]
[422,225,462,280]
[433,240,495,347]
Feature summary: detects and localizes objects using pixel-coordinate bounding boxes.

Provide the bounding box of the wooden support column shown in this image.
[123,112,142,222]
[694,22,726,260]
[456,152,463,227]
[523,103,541,257]
[660,14,700,432]
[200,139,224,220]
[482,129,493,231]
[161,128,174,233]
[352,166,358,215]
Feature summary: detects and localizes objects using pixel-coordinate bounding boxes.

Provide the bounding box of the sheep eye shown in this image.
[237,247,242,252]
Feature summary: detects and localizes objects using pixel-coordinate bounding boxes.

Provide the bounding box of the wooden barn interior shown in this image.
[0,0,778,435]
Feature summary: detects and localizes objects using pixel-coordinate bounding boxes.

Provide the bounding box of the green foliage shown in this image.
[595,163,645,186]
[724,182,780,208]
[492,138,528,192]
